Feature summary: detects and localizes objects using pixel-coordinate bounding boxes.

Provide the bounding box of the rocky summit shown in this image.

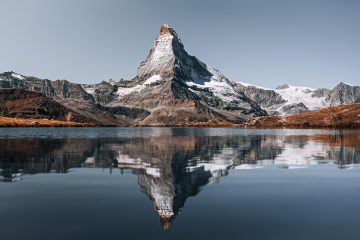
[0,24,359,126]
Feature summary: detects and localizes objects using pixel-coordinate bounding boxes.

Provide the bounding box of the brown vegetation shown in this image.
[244,103,360,129]
[0,117,94,127]
[0,89,98,124]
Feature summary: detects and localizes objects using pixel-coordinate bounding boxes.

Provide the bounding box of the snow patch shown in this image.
[83,87,95,95]
[11,73,25,80]
[143,75,162,85]
[117,75,162,97]
[145,167,161,178]
[186,71,240,103]
[237,81,272,90]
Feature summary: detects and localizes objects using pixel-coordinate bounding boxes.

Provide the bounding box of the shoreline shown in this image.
[0,118,359,129]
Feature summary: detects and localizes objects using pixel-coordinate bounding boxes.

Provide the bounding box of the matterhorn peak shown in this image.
[160,24,171,35]
[113,24,267,124]
[137,24,184,80]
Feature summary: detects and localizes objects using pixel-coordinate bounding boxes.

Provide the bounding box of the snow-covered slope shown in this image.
[274,85,327,108]
[116,75,162,97]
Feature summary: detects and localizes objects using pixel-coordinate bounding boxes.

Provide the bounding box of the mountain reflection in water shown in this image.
[0,129,359,230]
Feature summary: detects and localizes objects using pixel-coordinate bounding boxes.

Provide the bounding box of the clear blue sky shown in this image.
[0,0,359,88]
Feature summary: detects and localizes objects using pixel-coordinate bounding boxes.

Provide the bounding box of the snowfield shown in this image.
[116,75,162,97]
[237,80,331,113]
[11,73,25,80]
[186,66,243,103]
[274,85,327,110]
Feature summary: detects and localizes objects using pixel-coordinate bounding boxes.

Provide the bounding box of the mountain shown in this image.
[235,82,360,115]
[1,24,359,125]
[83,24,267,125]
[1,24,266,125]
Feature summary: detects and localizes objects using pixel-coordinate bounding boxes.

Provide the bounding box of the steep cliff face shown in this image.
[82,81,118,105]
[326,82,360,105]
[234,83,286,115]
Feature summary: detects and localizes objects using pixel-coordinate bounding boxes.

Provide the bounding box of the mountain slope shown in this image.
[0,89,97,123]
[236,82,360,115]
[244,103,360,128]
[0,72,150,126]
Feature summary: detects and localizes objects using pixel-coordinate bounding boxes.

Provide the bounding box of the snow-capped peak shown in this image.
[136,24,182,80]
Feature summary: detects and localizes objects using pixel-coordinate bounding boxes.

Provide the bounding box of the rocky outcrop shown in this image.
[326,82,360,105]
[82,81,118,105]
[279,102,309,115]
[0,71,94,102]
[234,83,285,115]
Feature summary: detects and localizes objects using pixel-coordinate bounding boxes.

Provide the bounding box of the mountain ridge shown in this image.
[1,24,359,126]
[235,81,360,115]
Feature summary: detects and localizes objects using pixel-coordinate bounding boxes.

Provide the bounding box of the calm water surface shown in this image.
[0,128,359,240]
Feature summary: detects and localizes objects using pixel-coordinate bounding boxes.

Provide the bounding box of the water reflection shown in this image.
[0,130,359,229]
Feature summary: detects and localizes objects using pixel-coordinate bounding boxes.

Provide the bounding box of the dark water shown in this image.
[0,128,359,240]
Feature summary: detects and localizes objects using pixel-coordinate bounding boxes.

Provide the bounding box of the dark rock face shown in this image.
[234,83,285,115]
[312,88,331,98]
[326,82,360,105]
[82,81,118,105]
[279,102,309,115]
[276,84,290,90]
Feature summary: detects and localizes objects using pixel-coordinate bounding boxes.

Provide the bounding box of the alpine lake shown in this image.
[0,127,359,240]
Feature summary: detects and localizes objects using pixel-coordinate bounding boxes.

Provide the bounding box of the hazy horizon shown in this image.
[1,0,359,88]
